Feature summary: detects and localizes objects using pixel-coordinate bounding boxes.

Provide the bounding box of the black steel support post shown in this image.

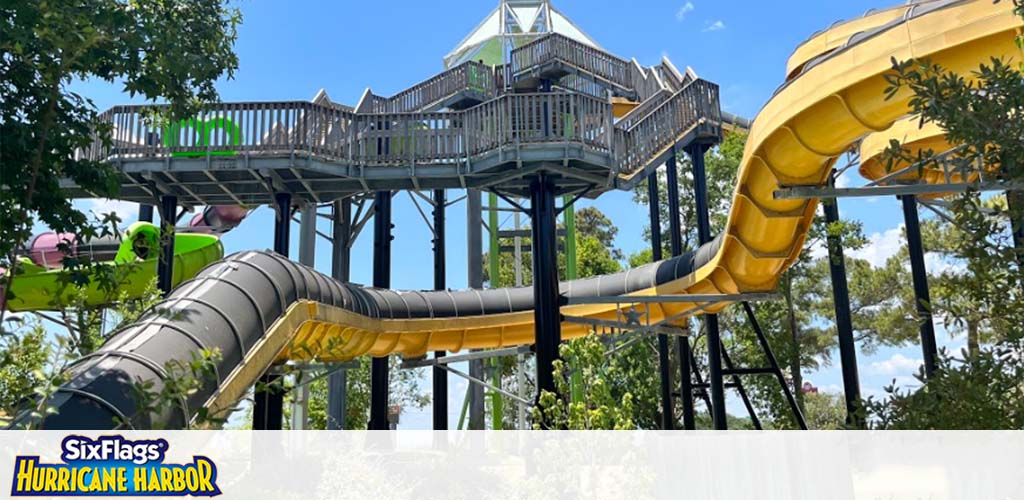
[327,198,352,430]
[720,348,762,429]
[688,143,727,430]
[529,173,562,416]
[742,302,808,429]
[254,192,291,430]
[823,194,864,428]
[466,190,485,430]
[139,205,154,223]
[648,171,675,430]
[901,195,938,380]
[432,189,448,430]
[156,195,177,296]
[665,151,695,430]
[1007,190,1024,273]
[369,191,393,430]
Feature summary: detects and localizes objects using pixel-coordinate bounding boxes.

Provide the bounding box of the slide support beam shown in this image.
[157,195,177,296]
[529,173,562,424]
[369,190,393,430]
[648,171,675,430]
[742,302,808,429]
[433,189,449,430]
[901,195,938,380]
[291,203,316,430]
[466,189,485,430]
[1007,190,1024,273]
[823,194,864,428]
[688,143,727,430]
[665,149,697,431]
[139,205,154,223]
[254,192,291,430]
[327,198,351,430]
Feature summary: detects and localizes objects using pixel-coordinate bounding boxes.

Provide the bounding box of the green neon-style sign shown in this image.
[163,117,243,157]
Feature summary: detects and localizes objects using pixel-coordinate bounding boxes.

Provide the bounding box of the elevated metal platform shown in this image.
[66,32,723,207]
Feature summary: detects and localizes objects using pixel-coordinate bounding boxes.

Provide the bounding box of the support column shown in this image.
[139,205,154,223]
[327,198,351,430]
[823,194,864,428]
[291,203,316,430]
[563,197,582,406]
[664,149,695,431]
[432,189,448,430]
[688,143,727,430]
[742,302,808,429]
[369,191,393,430]
[901,195,938,379]
[466,189,485,429]
[1007,190,1024,272]
[529,174,562,414]
[487,193,506,428]
[649,166,673,431]
[156,195,177,296]
[254,192,291,430]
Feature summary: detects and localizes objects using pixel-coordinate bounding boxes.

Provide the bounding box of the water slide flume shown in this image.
[18,0,1022,429]
[858,117,997,194]
[3,223,223,312]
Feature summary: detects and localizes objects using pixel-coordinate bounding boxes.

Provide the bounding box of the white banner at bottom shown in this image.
[1,431,1020,499]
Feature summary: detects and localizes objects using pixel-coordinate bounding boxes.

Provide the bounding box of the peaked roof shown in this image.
[444,0,602,69]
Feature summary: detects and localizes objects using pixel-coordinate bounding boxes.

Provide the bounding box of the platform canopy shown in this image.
[444,0,601,69]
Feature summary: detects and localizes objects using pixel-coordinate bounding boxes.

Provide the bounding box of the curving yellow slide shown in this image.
[23,0,1023,428]
[262,1,1020,357]
[279,0,1023,358]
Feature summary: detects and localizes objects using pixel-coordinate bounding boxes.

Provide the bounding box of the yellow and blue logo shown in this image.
[11,435,221,497]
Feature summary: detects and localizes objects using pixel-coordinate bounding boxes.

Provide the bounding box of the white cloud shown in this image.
[924,251,965,276]
[807,237,828,260]
[702,20,726,32]
[676,2,695,21]
[868,353,923,376]
[849,225,904,268]
[81,198,139,224]
[834,169,853,188]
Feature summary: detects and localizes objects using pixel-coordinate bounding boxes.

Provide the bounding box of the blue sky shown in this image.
[63,0,968,427]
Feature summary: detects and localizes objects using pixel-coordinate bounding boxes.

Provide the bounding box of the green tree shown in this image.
[531,334,636,429]
[575,206,624,261]
[482,206,623,287]
[865,343,1024,429]
[861,0,1024,427]
[304,357,428,430]
[2,278,222,429]
[0,320,49,418]
[801,391,846,430]
[1,0,241,319]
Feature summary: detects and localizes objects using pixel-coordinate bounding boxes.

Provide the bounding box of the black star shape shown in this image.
[623,307,644,327]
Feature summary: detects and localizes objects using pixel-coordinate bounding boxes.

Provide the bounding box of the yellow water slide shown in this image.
[20,0,1021,428]
[196,0,1024,414]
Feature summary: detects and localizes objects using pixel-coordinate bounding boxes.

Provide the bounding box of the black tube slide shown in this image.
[14,234,722,430]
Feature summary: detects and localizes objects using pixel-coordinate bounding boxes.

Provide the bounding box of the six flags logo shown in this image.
[10,435,220,497]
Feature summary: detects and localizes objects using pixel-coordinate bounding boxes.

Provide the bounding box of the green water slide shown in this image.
[4,222,223,312]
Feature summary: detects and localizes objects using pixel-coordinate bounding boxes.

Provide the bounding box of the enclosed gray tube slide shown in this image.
[15,235,722,429]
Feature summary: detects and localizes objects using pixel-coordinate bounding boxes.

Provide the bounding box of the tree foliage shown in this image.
[1,0,241,309]
[860,1,1024,428]
[866,343,1024,429]
[531,334,636,430]
[304,357,428,430]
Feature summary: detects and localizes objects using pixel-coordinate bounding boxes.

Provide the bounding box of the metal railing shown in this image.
[372,61,497,113]
[510,33,632,90]
[615,79,721,175]
[629,62,667,103]
[80,80,718,179]
[615,88,672,130]
[83,92,620,165]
